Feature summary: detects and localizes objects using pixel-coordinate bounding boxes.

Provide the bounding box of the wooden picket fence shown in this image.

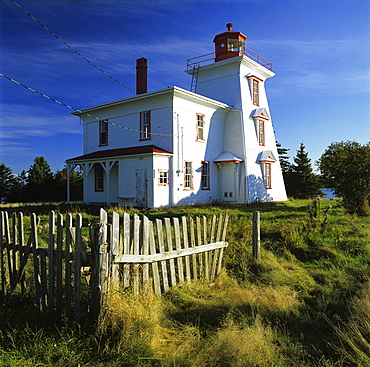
[0,209,229,321]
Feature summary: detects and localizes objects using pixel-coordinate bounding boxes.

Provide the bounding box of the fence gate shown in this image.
[0,209,229,322]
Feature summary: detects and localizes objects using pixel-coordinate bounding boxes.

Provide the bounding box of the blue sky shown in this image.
[1,0,369,175]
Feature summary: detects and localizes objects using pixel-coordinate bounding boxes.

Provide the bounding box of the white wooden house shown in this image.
[66,24,287,207]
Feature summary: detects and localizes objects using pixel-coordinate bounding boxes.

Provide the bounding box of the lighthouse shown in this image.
[187,24,287,203]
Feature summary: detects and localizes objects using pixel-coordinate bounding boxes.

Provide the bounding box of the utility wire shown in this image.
[0,73,174,137]
[8,0,175,113]
[9,0,136,95]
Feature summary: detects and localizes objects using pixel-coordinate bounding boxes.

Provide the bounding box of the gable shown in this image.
[251,107,270,120]
[258,150,276,163]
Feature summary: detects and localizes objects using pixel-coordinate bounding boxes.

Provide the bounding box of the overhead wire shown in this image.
[0,73,175,137]
[8,0,177,113]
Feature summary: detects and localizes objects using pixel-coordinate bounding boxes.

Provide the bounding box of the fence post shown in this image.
[90,222,109,320]
[252,211,260,261]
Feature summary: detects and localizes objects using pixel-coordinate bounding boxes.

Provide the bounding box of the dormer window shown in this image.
[259,150,276,190]
[252,108,269,146]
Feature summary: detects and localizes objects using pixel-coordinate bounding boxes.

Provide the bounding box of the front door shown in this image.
[220,164,235,202]
[136,169,147,207]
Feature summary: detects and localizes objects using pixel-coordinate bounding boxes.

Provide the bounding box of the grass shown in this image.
[0,198,369,366]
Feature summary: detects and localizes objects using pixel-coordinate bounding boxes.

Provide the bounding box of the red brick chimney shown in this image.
[136,57,148,95]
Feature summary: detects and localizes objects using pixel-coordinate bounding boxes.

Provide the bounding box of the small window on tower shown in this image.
[253,79,259,106]
[258,120,265,146]
[264,163,272,189]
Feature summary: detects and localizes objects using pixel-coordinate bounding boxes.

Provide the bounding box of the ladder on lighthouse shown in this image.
[190,65,200,93]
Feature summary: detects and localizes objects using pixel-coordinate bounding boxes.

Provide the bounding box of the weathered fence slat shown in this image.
[48,211,55,315]
[189,217,197,281]
[165,218,177,287]
[122,212,130,289]
[65,214,72,319]
[74,214,83,320]
[110,211,120,290]
[133,214,141,295]
[181,216,191,282]
[173,218,184,284]
[0,209,230,323]
[149,221,161,295]
[156,218,169,292]
[56,214,63,320]
[0,212,6,295]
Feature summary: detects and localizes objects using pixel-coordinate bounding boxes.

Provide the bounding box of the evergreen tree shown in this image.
[276,141,291,174]
[0,163,15,202]
[276,142,296,197]
[54,167,83,202]
[290,143,323,199]
[26,156,54,202]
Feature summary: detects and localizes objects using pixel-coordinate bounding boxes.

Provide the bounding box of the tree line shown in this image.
[1,141,369,215]
[0,157,82,203]
[278,140,370,216]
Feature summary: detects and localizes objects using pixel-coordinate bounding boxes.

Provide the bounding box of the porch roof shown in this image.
[66,145,172,163]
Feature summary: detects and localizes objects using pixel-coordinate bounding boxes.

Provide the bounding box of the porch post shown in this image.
[66,164,71,203]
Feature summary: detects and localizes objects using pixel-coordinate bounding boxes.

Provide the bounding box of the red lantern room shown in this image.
[213,23,247,62]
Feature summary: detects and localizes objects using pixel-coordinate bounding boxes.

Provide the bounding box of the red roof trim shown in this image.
[66,145,172,162]
[214,159,243,163]
[247,75,264,82]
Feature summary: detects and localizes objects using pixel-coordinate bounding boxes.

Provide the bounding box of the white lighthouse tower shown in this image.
[187,23,287,203]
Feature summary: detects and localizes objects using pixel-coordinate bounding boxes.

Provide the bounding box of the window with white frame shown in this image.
[264,163,272,189]
[201,161,210,190]
[140,111,151,140]
[95,163,104,191]
[158,170,169,186]
[196,114,205,141]
[184,161,193,189]
[99,120,108,146]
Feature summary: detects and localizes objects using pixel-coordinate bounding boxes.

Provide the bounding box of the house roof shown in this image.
[72,86,230,117]
[66,145,172,163]
[214,151,243,163]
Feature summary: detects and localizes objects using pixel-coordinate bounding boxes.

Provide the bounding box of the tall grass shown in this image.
[0,199,369,366]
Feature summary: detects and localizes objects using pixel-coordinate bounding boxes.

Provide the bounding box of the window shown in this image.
[196,114,205,141]
[99,120,108,146]
[158,170,169,186]
[140,111,151,140]
[95,163,104,191]
[227,39,244,52]
[252,79,259,106]
[184,161,193,189]
[201,161,210,190]
[264,163,272,189]
[258,120,265,146]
